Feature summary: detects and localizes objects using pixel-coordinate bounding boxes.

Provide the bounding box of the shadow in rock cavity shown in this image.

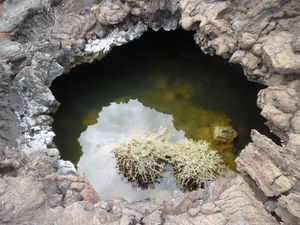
[51,29,273,200]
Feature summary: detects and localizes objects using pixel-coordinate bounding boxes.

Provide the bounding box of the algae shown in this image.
[82,107,100,126]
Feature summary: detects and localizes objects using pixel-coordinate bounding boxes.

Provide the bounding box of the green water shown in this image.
[51,29,270,170]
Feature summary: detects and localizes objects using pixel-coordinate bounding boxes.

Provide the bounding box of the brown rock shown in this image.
[250,130,300,182]
[70,181,85,191]
[0,176,52,224]
[258,86,298,114]
[229,50,245,63]
[211,35,236,56]
[93,0,129,25]
[180,17,196,31]
[54,202,103,225]
[240,32,257,49]
[287,134,300,158]
[213,126,238,143]
[180,0,229,32]
[275,193,300,225]
[236,128,300,224]
[56,174,80,182]
[236,143,293,197]
[164,174,279,225]
[64,190,82,206]
[142,210,162,225]
[252,44,263,56]
[80,184,100,204]
[291,111,300,134]
[261,104,292,131]
[263,32,300,74]
[230,50,259,70]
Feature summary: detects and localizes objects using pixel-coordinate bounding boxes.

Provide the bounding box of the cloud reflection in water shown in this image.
[77,99,185,202]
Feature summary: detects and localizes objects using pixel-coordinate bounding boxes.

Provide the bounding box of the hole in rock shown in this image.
[50,29,273,201]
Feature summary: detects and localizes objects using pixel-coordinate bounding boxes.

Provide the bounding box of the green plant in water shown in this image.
[114,129,228,191]
[113,127,169,188]
[168,139,228,191]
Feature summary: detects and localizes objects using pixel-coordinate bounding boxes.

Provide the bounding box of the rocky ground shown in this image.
[0,0,299,224]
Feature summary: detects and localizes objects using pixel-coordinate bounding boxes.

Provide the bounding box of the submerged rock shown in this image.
[213,126,238,144]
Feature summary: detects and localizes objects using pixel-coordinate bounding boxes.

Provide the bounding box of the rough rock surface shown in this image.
[0,0,300,224]
[213,126,238,143]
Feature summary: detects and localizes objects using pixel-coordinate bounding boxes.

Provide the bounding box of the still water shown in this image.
[51,29,271,201]
[77,99,185,201]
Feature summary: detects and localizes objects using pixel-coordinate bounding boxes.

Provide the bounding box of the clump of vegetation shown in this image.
[113,128,169,188]
[168,140,228,191]
[113,131,228,191]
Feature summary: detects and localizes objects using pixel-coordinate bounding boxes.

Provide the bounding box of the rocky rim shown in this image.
[0,0,299,224]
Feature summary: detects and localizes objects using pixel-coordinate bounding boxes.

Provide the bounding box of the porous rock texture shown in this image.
[0,0,300,224]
